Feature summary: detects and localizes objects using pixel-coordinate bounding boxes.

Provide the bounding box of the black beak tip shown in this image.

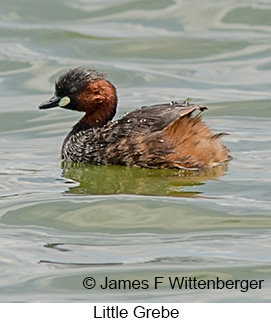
[38,95,61,110]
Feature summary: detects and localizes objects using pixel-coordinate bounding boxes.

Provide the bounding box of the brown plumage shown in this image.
[39,67,231,169]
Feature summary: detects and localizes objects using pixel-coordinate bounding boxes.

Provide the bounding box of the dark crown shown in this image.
[55,67,106,97]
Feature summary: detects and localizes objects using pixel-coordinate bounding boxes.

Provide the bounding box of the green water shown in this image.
[0,0,270,302]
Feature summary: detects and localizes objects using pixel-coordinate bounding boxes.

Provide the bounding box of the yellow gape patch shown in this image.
[59,96,70,107]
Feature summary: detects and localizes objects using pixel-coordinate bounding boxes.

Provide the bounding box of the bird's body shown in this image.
[39,68,230,169]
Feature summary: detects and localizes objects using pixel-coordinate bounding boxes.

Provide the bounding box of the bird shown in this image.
[39,67,231,169]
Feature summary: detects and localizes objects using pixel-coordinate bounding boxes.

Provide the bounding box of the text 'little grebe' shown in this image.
[39,67,231,169]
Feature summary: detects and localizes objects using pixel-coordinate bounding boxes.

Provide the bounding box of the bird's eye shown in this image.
[55,84,65,96]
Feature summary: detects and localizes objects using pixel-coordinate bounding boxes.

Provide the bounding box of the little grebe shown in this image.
[39,67,230,169]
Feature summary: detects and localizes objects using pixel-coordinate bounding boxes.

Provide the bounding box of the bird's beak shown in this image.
[39,95,61,109]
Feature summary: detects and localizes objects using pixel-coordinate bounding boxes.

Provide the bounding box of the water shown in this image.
[0,0,271,302]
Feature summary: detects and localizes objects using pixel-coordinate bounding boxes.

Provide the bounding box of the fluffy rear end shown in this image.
[163,114,230,169]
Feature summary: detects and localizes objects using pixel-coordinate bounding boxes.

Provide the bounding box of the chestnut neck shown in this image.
[74,79,117,131]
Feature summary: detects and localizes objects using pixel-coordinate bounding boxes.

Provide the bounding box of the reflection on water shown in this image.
[62,162,228,197]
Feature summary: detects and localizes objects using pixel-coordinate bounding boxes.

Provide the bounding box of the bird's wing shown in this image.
[119,102,207,132]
